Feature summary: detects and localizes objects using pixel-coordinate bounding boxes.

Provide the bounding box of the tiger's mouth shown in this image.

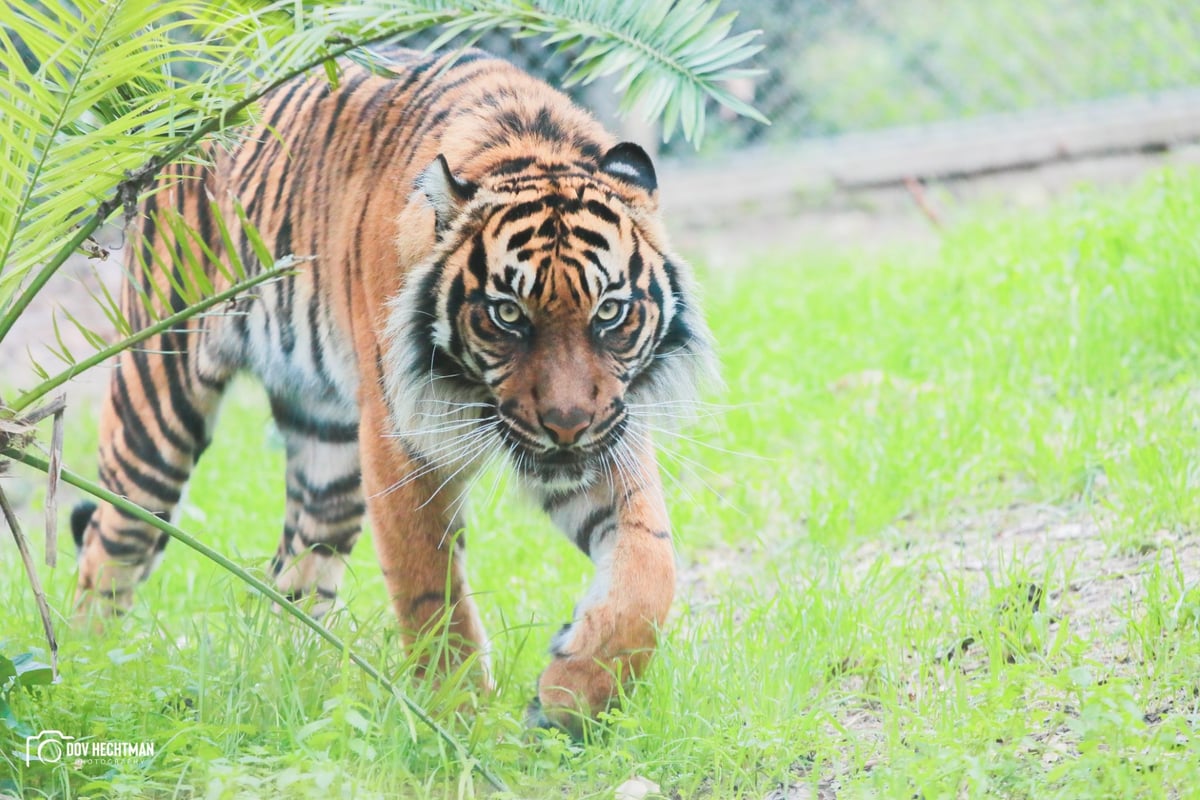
[495,415,628,488]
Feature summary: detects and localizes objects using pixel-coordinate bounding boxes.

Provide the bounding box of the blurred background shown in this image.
[8,0,1200,382]
[461,0,1200,257]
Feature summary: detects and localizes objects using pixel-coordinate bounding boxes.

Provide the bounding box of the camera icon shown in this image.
[25,730,74,763]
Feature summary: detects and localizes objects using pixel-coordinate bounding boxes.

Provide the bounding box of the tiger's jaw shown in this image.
[497,411,630,493]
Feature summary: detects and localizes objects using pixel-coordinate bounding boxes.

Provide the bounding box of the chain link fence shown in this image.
[473,1,1200,159]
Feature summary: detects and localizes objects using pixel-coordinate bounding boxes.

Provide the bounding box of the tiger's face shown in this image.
[386,143,713,493]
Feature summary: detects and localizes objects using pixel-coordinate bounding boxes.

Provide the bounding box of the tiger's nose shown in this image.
[539,406,592,446]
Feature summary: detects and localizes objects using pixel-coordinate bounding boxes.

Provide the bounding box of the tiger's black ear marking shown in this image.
[599,142,657,194]
[417,154,478,233]
[71,501,97,551]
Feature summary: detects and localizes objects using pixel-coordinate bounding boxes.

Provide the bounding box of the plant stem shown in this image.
[0,484,58,680]
[3,448,510,794]
[9,265,290,414]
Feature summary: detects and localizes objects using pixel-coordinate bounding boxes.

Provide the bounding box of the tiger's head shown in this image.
[385,143,715,494]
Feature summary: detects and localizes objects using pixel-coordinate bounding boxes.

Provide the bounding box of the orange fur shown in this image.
[74,49,714,735]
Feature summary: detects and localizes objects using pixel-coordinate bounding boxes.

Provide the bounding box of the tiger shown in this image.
[70,47,715,737]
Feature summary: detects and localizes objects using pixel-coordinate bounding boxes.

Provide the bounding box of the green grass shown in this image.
[5,169,1200,797]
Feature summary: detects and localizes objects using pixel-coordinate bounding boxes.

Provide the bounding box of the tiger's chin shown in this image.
[514,454,603,494]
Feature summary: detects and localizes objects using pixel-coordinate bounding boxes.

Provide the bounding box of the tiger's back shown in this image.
[74,48,714,738]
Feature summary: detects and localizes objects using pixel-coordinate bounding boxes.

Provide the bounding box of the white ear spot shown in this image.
[598,142,657,193]
[603,161,641,179]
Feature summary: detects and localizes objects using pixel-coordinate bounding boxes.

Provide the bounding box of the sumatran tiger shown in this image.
[69,47,715,737]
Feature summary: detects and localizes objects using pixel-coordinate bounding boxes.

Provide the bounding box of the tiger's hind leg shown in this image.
[268,393,364,618]
[73,345,228,618]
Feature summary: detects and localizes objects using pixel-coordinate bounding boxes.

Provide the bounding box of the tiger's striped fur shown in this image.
[72,48,715,736]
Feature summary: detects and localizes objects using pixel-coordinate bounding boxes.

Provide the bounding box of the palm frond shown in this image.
[1,0,764,324]
[0,0,246,313]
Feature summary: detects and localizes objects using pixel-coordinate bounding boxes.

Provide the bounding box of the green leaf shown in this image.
[0,696,35,737]
[10,653,53,688]
[0,652,53,697]
[0,654,14,692]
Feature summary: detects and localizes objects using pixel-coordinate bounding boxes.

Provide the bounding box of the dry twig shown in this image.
[0,484,58,679]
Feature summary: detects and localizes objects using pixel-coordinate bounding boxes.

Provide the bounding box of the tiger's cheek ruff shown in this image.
[382,244,495,466]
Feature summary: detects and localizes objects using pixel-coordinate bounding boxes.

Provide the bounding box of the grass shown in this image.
[4,168,1200,797]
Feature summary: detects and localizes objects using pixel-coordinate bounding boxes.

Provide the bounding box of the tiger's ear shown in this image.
[417,154,478,233]
[599,142,657,195]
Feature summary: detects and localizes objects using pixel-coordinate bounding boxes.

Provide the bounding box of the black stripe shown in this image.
[296,527,360,556]
[584,199,620,225]
[112,370,192,484]
[558,255,587,303]
[294,469,363,501]
[365,56,438,146]
[541,491,576,512]
[270,398,358,443]
[306,291,330,387]
[359,77,403,125]
[409,590,448,615]
[98,462,129,497]
[393,62,499,165]
[493,156,536,176]
[572,226,609,251]
[382,55,487,164]
[589,405,625,440]
[274,219,298,353]
[240,79,309,167]
[160,340,208,448]
[110,504,170,524]
[628,242,645,285]
[122,354,192,454]
[111,446,182,507]
[445,272,467,359]
[506,227,534,250]
[542,193,582,214]
[324,70,372,148]
[496,200,545,229]
[307,501,366,526]
[574,505,615,557]
[99,534,152,560]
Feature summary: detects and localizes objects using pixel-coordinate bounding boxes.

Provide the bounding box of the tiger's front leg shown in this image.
[530,436,675,738]
[357,394,492,684]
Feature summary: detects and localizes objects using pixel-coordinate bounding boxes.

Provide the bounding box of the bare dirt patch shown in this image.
[1,240,123,398]
[674,501,1200,797]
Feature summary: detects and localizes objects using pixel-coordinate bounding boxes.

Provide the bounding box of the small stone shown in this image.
[614,775,660,800]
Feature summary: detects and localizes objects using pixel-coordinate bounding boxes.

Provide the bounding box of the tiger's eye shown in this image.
[595,299,623,323]
[496,301,523,325]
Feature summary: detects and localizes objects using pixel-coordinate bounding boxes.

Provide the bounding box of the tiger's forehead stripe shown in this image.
[459,185,638,305]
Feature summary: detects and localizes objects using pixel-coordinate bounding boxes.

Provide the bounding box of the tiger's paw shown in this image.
[526,657,619,742]
[525,696,586,742]
[71,587,130,632]
[270,587,341,622]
